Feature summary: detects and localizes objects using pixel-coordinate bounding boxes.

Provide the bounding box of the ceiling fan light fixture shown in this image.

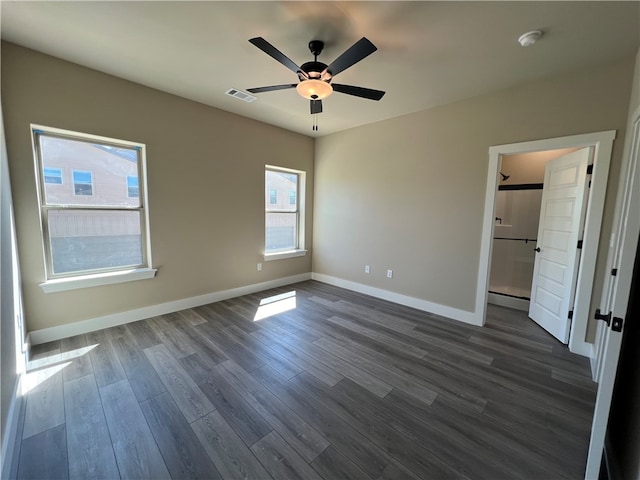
[296,79,333,100]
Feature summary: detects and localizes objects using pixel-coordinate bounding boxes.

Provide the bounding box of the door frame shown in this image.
[477,130,616,356]
[585,106,640,479]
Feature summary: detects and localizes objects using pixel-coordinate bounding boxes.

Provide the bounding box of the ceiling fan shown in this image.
[247,37,385,118]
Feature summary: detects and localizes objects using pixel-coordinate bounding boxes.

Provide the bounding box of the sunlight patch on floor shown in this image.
[22,363,69,394]
[23,344,98,394]
[254,291,296,321]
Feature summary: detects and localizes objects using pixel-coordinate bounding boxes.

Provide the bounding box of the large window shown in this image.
[265,166,305,257]
[32,125,154,289]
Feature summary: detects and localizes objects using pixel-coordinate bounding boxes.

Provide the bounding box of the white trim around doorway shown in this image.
[477,130,616,357]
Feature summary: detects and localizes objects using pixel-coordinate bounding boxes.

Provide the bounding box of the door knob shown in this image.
[534,247,541,252]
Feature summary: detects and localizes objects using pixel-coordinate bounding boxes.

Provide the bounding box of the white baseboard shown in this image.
[1,375,23,479]
[311,273,481,326]
[487,292,530,312]
[569,338,594,358]
[29,273,312,345]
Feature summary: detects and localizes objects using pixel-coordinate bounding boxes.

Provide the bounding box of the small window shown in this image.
[73,170,93,196]
[127,175,139,197]
[33,125,152,282]
[265,166,305,255]
[44,167,63,184]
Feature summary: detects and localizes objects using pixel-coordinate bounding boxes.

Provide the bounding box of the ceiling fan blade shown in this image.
[331,84,386,101]
[249,37,301,74]
[310,99,323,114]
[247,84,297,94]
[324,37,377,77]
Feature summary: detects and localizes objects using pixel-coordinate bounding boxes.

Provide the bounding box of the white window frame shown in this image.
[32,125,156,293]
[264,165,307,261]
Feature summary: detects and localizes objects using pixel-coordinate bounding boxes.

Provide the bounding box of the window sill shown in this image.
[40,267,157,294]
[264,250,308,262]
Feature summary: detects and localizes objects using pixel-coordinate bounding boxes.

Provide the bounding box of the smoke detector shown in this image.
[518,30,543,47]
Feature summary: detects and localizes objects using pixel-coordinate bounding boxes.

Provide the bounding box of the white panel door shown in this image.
[529,148,591,343]
[585,111,640,479]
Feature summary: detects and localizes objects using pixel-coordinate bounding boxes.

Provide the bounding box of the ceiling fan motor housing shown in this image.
[308,40,324,57]
[301,40,332,81]
[299,61,331,80]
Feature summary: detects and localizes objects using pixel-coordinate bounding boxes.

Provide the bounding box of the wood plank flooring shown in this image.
[10,280,596,479]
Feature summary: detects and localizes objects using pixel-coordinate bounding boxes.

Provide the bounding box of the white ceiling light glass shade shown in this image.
[296,79,333,99]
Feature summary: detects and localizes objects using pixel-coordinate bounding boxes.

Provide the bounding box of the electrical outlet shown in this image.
[386,269,393,279]
[365,265,370,274]
[257,263,262,271]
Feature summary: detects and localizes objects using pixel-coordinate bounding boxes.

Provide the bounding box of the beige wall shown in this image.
[314,56,635,315]
[500,147,580,185]
[1,42,314,332]
[1,104,21,476]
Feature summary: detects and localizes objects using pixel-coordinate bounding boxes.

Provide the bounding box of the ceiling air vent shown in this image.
[226,88,257,103]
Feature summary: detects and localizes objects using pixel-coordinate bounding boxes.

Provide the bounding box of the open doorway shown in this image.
[488,147,581,312]
[476,131,616,356]
[490,147,595,344]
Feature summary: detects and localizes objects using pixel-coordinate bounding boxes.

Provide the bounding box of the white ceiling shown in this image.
[1,1,639,137]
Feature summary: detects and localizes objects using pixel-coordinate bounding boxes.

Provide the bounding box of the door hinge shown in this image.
[587,164,594,175]
[568,310,574,320]
[595,309,611,326]
[611,268,618,276]
[577,240,583,249]
[612,317,624,332]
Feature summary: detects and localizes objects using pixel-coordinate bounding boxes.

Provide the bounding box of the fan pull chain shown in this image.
[312,114,318,132]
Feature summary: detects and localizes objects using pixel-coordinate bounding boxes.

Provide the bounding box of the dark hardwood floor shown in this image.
[9,280,596,479]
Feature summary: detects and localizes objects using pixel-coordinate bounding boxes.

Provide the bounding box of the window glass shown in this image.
[48,209,142,274]
[40,135,140,207]
[265,212,298,252]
